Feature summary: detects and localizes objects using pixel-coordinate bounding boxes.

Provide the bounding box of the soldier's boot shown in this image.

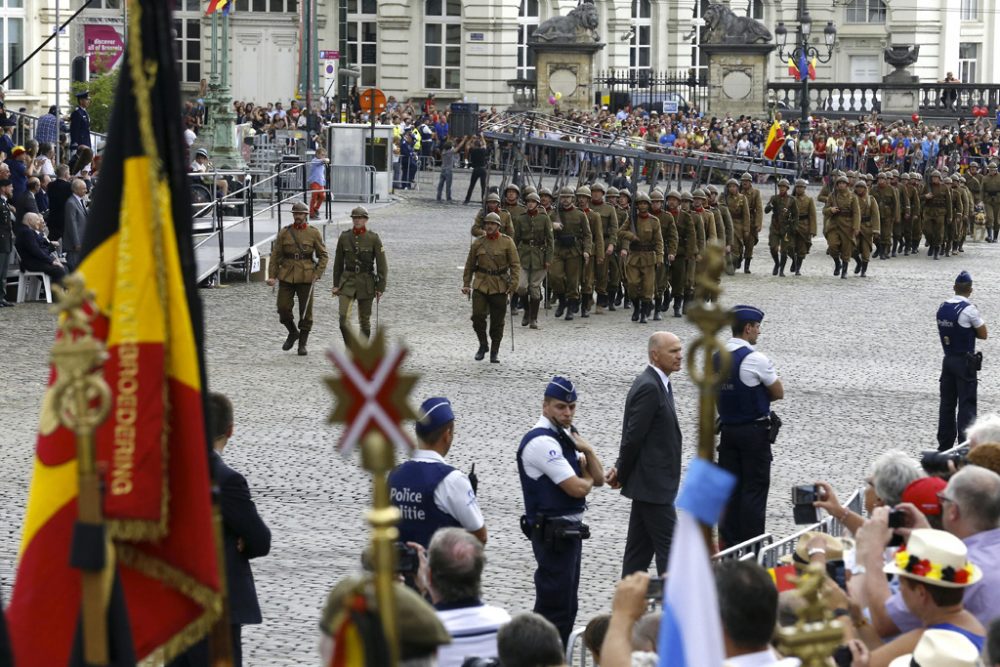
[840,263,848,280]
[631,296,641,322]
[682,293,692,314]
[854,257,863,274]
[475,333,489,361]
[565,299,576,321]
[624,294,632,309]
[639,301,649,324]
[489,339,501,364]
[521,299,531,326]
[891,239,898,257]
[743,257,752,274]
[733,253,743,268]
[614,287,624,306]
[778,253,788,277]
[529,299,540,330]
[872,245,881,259]
[881,243,891,260]
[933,245,940,260]
[833,257,842,276]
[297,332,309,356]
[943,244,951,257]
[794,256,804,276]
[653,297,663,321]
[282,321,299,351]
[771,249,780,276]
[596,293,607,309]
[580,295,591,318]
[928,244,934,256]
[861,261,869,277]
[903,240,910,256]
[554,296,566,318]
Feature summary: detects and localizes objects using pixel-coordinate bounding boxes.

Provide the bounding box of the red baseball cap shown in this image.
[901,477,948,516]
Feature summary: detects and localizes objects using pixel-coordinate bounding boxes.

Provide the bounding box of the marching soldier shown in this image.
[872,172,898,261]
[853,180,880,278]
[966,161,984,211]
[900,173,920,255]
[677,191,702,314]
[957,174,974,253]
[471,192,514,238]
[817,170,842,207]
[706,185,733,262]
[589,182,619,313]
[267,201,329,356]
[944,176,961,257]
[724,178,752,271]
[615,189,633,309]
[513,192,553,330]
[650,189,678,319]
[922,170,952,260]
[739,172,764,274]
[462,212,520,362]
[550,186,592,321]
[539,186,555,216]
[822,175,861,280]
[667,191,695,318]
[619,191,664,324]
[764,179,798,277]
[890,170,911,255]
[790,179,816,276]
[690,189,712,287]
[331,206,387,345]
[502,183,526,219]
[982,162,1000,242]
[576,186,604,318]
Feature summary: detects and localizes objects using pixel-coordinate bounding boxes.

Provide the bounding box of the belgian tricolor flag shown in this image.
[4,0,222,664]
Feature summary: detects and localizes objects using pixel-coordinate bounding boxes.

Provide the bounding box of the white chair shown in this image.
[16,270,53,304]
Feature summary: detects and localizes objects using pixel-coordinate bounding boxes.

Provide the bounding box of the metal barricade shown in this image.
[757,524,827,568]
[566,626,593,667]
[712,533,775,562]
[329,164,376,203]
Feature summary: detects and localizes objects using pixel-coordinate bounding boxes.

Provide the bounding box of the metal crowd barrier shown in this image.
[329,164,376,203]
[566,626,594,667]
[756,488,863,568]
[712,533,775,562]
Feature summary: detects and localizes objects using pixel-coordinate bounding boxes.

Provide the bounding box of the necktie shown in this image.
[666,381,676,413]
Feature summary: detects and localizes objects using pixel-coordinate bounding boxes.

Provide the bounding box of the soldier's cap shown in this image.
[350,205,369,218]
[605,186,619,197]
[483,211,502,225]
[618,189,633,199]
[726,178,740,187]
[681,191,694,201]
[558,186,575,197]
[504,183,521,194]
[732,304,764,323]
[692,189,707,199]
[320,575,451,660]
[635,191,651,204]
[667,190,682,201]
[545,376,578,403]
[956,271,973,285]
[795,178,808,187]
[740,172,753,181]
[865,174,874,182]
[969,162,980,169]
[777,178,790,188]
[650,189,665,201]
[525,192,541,203]
[706,185,718,195]
[890,169,899,178]
[854,181,868,190]
[415,397,455,437]
[486,192,501,203]
[575,185,592,198]
[901,173,911,181]
[292,201,310,213]
[539,187,553,198]
[835,175,849,184]
[591,181,608,192]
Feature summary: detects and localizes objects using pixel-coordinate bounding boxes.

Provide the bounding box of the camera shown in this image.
[887,508,905,547]
[646,576,665,600]
[396,542,420,574]
[919,446,968,475]
[792,484,819,525]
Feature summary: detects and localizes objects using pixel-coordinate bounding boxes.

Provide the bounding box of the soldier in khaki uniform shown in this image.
[764,179,799,277]
[966,161,983,211]
[890,171,911,255]
[576,186,604,318]
[589,182,619,312]
[650,189,678,319]
[791,178,816,276]
[822,175,861,279]
[690,189,712,287]
[550,186,593,320]
[619,191,664,324]
[706,185,733,257]
[502,183,526,220]
[872,173,898,261]
[615,189,633,309]
[539,187,555,217]
[472,192,514,238]
[900,173,920,254]
[982,162,1000,242]
[957,174,973,252]
[667,191,696,317]
[739,172,764,273]
[462,212,521,363]
[512,192,553,329]
[267,201,329,355]
[921,170,952,260]
[681,191,705,312]
[853,180,880,278]
[723,178,751,270]
[331,206,388,346]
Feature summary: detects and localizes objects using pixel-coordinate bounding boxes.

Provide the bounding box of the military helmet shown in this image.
[558,186,575,197]
[706,185,718,195]
[865,173,874,182]
[795,178,808,188]
[929,169,942,179]
[969,162,980,170]
[483,212,502,224]
[900,173,911,181]
[942,176,953,184]
[635,191,652,204]
[835,175,849,184]
[910,172,921,180]
[726,178,740,188]
[666,190,682,201]
[591,181,608,192]
[525,192,541,203]
[350,205,370,218]
[606,186,619,197]
[876,172,888,180]
[292,201,309,213]
[650,189,665,201]
[522,185,537,197]
[989,162,999,170]
[575,185,592,198]
[740,172,753,181]
[681,191,694,201]
[539,187,553,198]
[853,180,868,190]
[692,189,707,199]
[833,170,845,178]
[505,183,521,195]
[618,188,633,200]
[889,169,899,178]
[486,192,501,203]
[777,178,790,188]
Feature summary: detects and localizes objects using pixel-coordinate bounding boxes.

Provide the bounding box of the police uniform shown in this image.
[462,212,521,362]
[388,397,485,548]
[517,377,591,646]
[69,91,92,158]
[620,191,664,323]
[936,272,986,451]
[716,306,781,548]
[512,193,553,330]
[332,206,388,344]
[268,201,329,355]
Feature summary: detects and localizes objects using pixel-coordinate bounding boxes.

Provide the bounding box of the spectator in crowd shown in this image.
[34,142,55,179]
[189,147,228,197]
[14,211,65,283]
[46,164,72,243]
[714,560,797,666]
[307,147,329,219]
[988,618,1000,666]
[424,528,510,667]
[63,178,88,272]
[14,177,40,228]
[35,175,50,218]
[967,443,1000,477]
[34,106,59,149]
[0,177,11,306]
[966,413,1000,449]
[900,476,948,529]
[463,137,489,205]
[582,614,610,665]
[437,137,465,203]
[6,145,31,198]
[496,613,567,667]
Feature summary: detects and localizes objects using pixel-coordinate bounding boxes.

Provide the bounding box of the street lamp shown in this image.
[774,7,837,135]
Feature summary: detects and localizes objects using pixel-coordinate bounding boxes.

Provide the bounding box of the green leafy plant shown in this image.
[68,68,119,134]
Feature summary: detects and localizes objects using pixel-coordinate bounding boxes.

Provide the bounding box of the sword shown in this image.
[509,294,515,352]
[303,280,317,314]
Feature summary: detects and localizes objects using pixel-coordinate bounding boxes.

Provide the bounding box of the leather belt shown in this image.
[288,252,310,260]
[631,243,656,252]
[475,267,509,276]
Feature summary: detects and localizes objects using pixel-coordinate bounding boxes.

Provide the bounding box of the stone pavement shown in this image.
[0,170,998,665]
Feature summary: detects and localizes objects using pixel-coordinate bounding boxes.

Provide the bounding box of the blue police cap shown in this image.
[415,397,454,437]
[955,271,973,285]
[544,376,578,403]
[731,304,764,323]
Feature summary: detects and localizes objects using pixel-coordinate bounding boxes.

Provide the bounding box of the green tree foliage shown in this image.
[69,68,119,134]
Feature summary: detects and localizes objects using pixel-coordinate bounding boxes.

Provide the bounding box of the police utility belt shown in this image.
[717,410,783,445]
[520,514,590,543]
[946,350,983,371]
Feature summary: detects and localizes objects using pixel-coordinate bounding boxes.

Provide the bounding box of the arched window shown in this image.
[630,0,652,83]
[517,0,539,81]
[845,0,886,24]
[424,0,462,90]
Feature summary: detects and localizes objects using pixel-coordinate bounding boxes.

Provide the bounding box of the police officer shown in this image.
[69,90,91,161]
[462,211,520,362]
[512,192,553,330]
[389,397,487,547]
[332,206,388,345]
[936,271,989,451]
[517,376,605,646]
[716,305,784,548]
[267,201,329,355]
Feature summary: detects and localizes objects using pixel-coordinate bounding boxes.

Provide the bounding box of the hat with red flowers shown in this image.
[884,529,981,588]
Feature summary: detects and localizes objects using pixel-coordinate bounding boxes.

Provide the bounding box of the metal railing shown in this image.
[594,68,708,114]
[756,488,864,568]
[768,81,1000,119]
[6,108,108,153]
[713,533,775,562]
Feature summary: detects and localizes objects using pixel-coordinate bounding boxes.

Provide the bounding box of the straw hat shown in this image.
[883,529,981,588]
[887,629,980,667]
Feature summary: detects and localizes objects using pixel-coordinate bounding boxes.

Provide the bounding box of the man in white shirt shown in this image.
[717,560,800,667]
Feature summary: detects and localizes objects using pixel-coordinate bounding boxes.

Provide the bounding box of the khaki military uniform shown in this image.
[332,228,387,341]
[591,200,619,305]
[269,223,329,334]
[549,205,593,306]
[903,184,923,252]
[792,194,817,259]
[872,185,898,258]
[765,194,799,255]
[921,184,952,256]
[725,191,752,263]
[463,233,520,357]
[856,193,881,263]
[946,185,964,252]
[741,185,764,257]
[982,172,1000,240]
[580,207,604,314]
[512,209,553,303]
[472,208,514,238]
[823,189,861,265]
[966,172,983,206]
[653,207,679,305]
[668,207,698,313]
[620,212,664,302]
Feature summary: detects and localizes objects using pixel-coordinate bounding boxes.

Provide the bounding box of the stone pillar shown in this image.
[531,42,605,112]
[703,44,775,117]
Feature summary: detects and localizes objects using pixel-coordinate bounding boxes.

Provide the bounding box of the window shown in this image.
[172,17,201,84]
[630,0,651,84]
[961,0,979,21]
[958,43,979,83]
[0,0,24,90]
[517,0,539,81]
[751,0,764,21]
[234,0,298,12]
[93,0,123,8]
[424,0,462,90]
[845,0,886,24]
[346,2,378,89]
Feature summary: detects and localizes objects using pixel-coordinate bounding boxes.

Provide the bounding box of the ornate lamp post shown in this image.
[774,10,837,135]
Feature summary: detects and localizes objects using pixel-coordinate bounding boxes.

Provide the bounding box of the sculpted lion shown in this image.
[703,2,772,45]
[531,0,600,44]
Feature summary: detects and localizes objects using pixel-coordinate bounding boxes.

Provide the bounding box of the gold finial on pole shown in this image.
[775,563,845,667]
[684,243,733,549]
[49,274,113,666]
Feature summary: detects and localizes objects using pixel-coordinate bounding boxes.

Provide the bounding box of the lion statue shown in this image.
[703,2,772,45]
[530,0,600,44]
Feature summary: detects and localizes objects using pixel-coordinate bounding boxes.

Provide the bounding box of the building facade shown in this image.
[1,0,998,116]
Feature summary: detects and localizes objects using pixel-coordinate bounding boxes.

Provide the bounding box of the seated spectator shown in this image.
[425,528,510,667]
[967,443,1000,476]
[967,413,1000,449]
[582,614,610,665]
[496,612,566,667]
[14,212,65,283]
[189,147,228,197]
[815,450,923,535]
[319,575,451,667]
[629,612,660,667]
[715,560,800,666]
[899,477,947,529]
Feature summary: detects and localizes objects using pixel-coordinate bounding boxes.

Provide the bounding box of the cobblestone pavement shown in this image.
[1,170,998,665]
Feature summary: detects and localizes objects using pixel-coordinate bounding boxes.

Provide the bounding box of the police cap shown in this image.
[415,397,455,437]
[545,376,578,403]
[732,304,764,323]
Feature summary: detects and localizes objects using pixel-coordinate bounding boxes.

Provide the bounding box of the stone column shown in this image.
[532,42,606,113]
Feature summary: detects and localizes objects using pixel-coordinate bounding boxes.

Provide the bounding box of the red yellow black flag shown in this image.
[4,0,222,663]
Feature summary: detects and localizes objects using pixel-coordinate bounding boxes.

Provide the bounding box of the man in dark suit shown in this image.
[46,165,72,242]
[14,212,65,283]
[14,176,39,228]
[608,332,684,577]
